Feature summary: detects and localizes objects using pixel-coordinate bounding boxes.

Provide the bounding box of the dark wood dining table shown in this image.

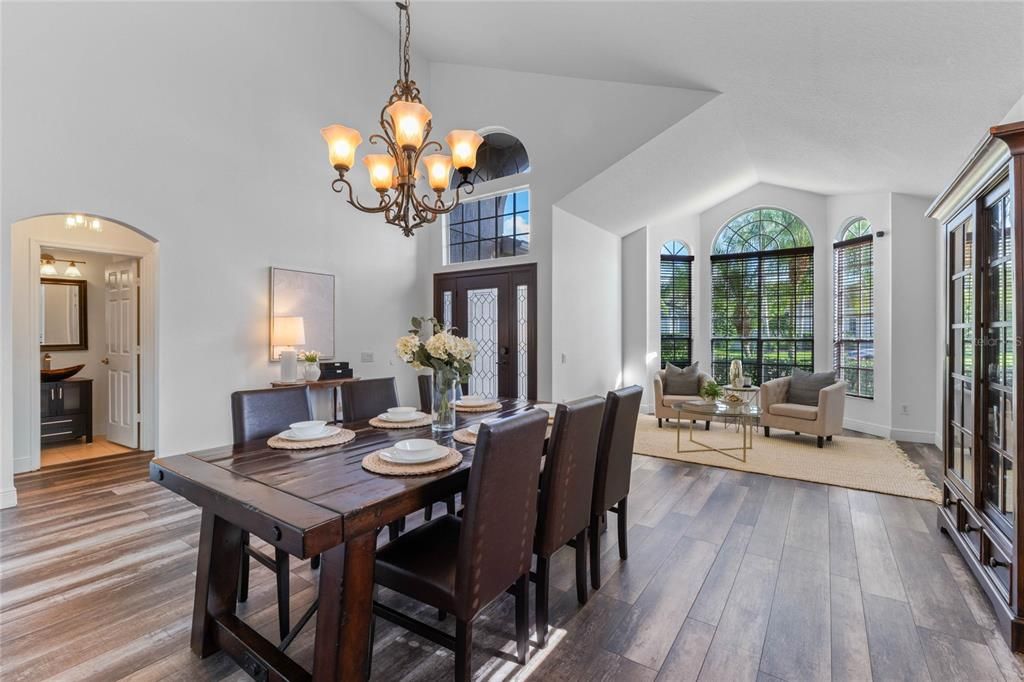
[150,398,540,682]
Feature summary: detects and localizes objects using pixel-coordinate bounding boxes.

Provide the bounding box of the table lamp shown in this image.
[272,316,306,383]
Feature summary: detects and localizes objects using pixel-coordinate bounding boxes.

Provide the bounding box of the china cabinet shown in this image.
[928,120,1024,650]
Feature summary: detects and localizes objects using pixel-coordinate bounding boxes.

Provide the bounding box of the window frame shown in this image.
[660,240,693,368]
[444,184,531,266]
[833,227,875,399]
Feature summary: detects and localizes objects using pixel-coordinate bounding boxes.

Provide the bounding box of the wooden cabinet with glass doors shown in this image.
[929,121,1024,650]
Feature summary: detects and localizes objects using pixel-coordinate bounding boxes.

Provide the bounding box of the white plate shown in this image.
[457,398,494,407]
[278,425,342,442]
[379,444,449,464]
[534,403,557,416]
[378,411,426,423]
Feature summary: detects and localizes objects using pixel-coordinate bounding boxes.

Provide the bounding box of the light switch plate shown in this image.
[361,352,374,363]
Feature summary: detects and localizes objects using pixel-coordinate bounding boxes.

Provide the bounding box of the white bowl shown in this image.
[459,395,491,406]
[289,420,327,439]
[394,438,437,453]
[468,418,501,435]
[534,403,557,416]
[388,406,417,416]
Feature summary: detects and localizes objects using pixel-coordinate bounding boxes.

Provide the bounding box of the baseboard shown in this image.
[842,418,889,439]
[890,428,938,444]
[0,487,18,509]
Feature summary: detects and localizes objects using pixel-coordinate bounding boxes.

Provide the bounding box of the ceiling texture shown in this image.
[355,1,1024,234]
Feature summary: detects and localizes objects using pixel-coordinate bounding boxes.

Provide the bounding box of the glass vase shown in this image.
[432,370,459,433]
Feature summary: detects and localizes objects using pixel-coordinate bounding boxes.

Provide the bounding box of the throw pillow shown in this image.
[788,368,836,406]
[664,362,701,395]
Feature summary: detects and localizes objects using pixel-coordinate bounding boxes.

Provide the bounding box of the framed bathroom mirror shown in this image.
[40,278,88,351]
[269,267,335,361]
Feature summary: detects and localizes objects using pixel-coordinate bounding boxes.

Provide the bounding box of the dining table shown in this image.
[150,397,542,682]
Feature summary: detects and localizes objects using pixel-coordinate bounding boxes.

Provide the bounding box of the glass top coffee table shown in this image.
[672,400,761,462]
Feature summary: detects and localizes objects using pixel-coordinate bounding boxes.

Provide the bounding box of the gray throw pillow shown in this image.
[664,362,701,395]
[788,368,836,406]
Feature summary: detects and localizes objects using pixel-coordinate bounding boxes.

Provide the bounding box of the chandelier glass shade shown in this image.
[320,1,483,237]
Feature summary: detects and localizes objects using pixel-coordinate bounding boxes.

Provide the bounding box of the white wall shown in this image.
[2,2,430,480]
[38,249,119,438]
[621,227,649,407]
[551,208,621,402]
[890,193,938,441]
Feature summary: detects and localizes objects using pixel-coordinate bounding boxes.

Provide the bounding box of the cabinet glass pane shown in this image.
[963,438,974,488]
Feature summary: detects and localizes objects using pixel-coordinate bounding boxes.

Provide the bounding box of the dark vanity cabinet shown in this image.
[929,121,1024,650]
[41,378,93,444]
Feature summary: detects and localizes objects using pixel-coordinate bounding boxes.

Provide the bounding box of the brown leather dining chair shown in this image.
[230,385,313,641]
[589,385,643,590]
[371,409,549,681]
[338,376,400,424]
[533,396,605,647]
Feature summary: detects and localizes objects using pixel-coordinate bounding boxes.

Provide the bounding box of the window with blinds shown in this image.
[833,232,874,398]
[710,247,815,384]
[660,241,692,368]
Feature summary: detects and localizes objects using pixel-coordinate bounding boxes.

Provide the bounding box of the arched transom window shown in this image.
[447,131,530,265]
[839,218,872,241]
[710,208,815,383]
[712,207,813,255]
[660,240,693,368]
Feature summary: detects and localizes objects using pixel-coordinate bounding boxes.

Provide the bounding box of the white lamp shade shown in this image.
[272,316,306,347]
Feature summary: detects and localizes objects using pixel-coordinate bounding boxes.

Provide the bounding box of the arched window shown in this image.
[447,132,530,264]
[834,218,874,398]
[710,208,814,383]
[660,240,693,368]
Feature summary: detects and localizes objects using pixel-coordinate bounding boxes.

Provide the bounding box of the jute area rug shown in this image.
[634,415,941,503]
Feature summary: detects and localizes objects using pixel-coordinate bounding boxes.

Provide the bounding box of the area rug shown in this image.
[633,415,941,503]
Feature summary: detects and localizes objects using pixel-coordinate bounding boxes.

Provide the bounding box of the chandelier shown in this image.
[320,1,483,237]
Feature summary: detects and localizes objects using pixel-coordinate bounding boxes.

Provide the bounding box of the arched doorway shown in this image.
[8,214,159,476]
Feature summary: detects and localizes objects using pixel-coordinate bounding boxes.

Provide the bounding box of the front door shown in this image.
[434,264,537,400]
[104,260,138,448]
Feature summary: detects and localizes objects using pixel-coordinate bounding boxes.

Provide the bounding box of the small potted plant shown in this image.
[699,380,724,404]
[298,350,321,381]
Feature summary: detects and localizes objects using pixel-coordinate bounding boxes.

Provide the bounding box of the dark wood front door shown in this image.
[434,264,537,400]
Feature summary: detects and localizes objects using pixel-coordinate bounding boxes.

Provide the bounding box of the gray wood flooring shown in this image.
[1,440,1022,681]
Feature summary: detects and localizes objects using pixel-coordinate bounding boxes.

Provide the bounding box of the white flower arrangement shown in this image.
[395,317,476,382]
[298,349,320,363]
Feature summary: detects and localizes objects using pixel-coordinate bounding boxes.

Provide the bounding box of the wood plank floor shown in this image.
[2,446,1023,681]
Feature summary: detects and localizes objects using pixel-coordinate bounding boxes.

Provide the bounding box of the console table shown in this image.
[269,377,360,423]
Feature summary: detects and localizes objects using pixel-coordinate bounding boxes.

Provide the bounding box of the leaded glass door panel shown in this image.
[947,204,977,492]
[434,264,537,401]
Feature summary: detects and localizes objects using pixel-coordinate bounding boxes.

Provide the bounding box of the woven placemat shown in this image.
[368,415,433,429]
[453,428,477,445]
[455,402,502,413]
[362,448,463,476]
[268,428,356,450]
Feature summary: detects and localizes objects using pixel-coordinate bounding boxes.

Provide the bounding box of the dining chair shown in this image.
[230,385,313,641]
[589,385,643,590]
[338,376,400,424]
[533,396,605,647]
[371,409,549,681]
[417,373,458,522]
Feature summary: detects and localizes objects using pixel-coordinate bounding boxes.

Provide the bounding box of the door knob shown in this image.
[101,358,110,365]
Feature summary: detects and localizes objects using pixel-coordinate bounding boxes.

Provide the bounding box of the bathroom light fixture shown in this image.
[63,262,82,278]
[64,214,103,232]
[40,253,87,278]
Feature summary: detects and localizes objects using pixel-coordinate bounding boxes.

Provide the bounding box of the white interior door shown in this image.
[105,260,137,448]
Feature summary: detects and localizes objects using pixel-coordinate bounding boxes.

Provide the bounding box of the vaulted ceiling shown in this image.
[356,1,1024,234]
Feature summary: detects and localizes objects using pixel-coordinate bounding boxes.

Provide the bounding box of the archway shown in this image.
[8,213,159,479]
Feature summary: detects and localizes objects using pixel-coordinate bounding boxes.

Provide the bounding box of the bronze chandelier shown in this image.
[320,1,483,237]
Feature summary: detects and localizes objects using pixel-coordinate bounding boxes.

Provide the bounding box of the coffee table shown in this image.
[672,400,761,462]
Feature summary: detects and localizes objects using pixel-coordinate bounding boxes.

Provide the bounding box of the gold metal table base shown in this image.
[675,414,754,463]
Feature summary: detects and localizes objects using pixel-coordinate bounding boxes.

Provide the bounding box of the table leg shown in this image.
[191,510,243,657]
[313,532,377,681]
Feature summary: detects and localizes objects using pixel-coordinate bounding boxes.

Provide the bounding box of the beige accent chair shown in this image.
[653,367,713,430]
[760,376,847,448]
